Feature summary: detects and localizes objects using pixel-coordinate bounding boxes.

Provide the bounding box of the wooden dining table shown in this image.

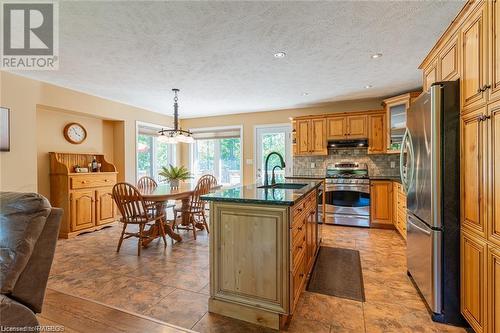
[138,182,220,246]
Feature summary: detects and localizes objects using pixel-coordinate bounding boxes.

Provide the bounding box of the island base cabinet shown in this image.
[208,189,319,330]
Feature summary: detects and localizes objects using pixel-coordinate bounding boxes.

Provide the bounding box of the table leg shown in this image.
[142,203,182,247]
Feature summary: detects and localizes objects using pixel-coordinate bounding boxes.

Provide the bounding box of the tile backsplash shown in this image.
[293,148,401,177]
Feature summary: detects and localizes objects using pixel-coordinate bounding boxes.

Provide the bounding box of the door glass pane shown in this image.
[261,132,286,181]
[194,139,216,179]
[390,104,406,150]
[155,138,171,182]
[137,134,153,178]
[220,138,241,185]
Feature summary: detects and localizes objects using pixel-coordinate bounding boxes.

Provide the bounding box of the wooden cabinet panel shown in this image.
[96,188,115,225]
[489,0,500,102]
[70,190,95,231]
[461,109,486,237]
[461,4,488,110]
[488,101,500,246]
[370,180,393,226]
[327,116,346,140]
[488,246,500,333]
[423,59,438,92]
[461,231,487,333]
[310,118,327,155]
[296,119,310,155]
[368,114,386,154]
[346,115,367,139]
[440,35,460,81]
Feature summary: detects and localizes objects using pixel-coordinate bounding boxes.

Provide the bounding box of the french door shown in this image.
[255,125,293,183]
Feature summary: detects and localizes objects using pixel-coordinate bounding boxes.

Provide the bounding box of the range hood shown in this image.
[327,139,368,149]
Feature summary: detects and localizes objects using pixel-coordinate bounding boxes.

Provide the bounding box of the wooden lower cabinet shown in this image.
[461,230,488,333]
[96,188,116,225]
[488,246,500,333]
[70,190,95,231]
[370,180,393,227]
[392,181,407,239]
[209,189,319,330]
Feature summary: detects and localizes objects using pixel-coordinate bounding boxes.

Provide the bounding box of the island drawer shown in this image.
[291,251,306,310]
[292,236,306,271]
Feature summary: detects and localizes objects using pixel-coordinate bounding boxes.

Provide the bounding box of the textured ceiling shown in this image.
[17,1,465,118]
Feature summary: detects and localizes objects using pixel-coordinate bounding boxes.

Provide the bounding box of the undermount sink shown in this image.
[258,183,307,190]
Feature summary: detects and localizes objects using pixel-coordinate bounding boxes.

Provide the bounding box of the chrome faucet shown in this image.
[264,152,286,187]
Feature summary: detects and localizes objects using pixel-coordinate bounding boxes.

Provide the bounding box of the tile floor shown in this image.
[47,223,467,333]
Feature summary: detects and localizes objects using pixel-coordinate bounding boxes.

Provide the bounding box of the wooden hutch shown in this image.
[50,152,118,238]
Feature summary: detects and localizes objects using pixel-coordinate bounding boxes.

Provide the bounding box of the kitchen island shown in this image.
[201,180,322,330]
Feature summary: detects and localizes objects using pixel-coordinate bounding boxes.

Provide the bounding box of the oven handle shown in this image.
[326,185,370,193]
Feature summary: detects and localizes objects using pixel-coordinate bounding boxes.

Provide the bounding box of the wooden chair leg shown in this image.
[159,220,167,248]
[137,223,144,256]
[116,223,127,253]
[190,214,197,240]
[202,212,209,233]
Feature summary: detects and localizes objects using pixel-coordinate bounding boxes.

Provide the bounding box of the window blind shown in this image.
[191,127,241,140]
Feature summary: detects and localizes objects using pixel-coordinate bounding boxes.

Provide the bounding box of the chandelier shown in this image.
[158,89,194,144]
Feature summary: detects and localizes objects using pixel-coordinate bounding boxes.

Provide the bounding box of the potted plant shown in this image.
[159,164,192,188]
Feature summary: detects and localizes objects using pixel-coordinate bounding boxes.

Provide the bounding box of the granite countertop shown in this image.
[201,179,323,206]
[370,176,402,182]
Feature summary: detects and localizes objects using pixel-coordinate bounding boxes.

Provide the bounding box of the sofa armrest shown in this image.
[10,208,62,313]
[0,294,39,328]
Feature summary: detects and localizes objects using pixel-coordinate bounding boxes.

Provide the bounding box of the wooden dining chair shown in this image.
[137,176,176,219]
[112,182,167,256]
[173,175,216,239]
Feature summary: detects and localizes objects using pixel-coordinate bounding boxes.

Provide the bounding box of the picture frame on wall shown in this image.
[0,107,10,152]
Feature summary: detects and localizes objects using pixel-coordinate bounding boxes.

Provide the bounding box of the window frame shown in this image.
[189,125,244,187]
[135,121,176,183]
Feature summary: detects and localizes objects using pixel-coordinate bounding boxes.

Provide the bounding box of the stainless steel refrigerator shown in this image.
[401,80,465,326]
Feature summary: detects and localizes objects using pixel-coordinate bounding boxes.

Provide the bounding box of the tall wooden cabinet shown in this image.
[419,1,500,332]
[50,152,118,238]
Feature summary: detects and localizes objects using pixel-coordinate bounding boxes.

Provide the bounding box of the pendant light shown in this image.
[158,89,194,144]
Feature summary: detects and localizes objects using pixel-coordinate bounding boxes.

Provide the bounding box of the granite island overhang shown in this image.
[201,180,323,330]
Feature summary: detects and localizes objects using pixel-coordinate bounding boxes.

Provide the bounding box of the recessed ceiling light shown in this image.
[274,52,286,58]
[371,53,383,59]
[365,85,373,89]
[302,92,309,96]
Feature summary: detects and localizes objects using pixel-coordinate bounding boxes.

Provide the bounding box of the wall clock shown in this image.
[63,122,87,144]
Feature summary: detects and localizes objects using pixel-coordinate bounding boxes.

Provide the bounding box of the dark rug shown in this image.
[307,246,365,302]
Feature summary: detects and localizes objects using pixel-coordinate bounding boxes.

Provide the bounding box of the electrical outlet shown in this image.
[246,159,253,165]
[390,161,396,168]
[310,162,316,168]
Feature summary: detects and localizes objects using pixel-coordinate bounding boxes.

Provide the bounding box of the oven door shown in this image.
[323,183,370,227]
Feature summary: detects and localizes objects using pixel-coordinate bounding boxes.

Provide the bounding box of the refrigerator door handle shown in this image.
[400,129,415,193]
[408,218,432,235]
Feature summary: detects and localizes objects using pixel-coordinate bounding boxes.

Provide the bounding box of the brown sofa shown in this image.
[0,192,62,328]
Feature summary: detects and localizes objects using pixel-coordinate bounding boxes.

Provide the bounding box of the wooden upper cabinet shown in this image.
[296,119,310,155]
[488,246,500,333]
[368,113,386,154]
[327,116,346,140]
[489,0,500,102]
[461,230,487,333]
[461,3,488,110]
[346,115,367,139]
[440,34,460,81]
[310,118,327,155]
[488,100,500,247]
[423,59,438,92]
[294,117,327,156]
[461,108,486,237]
[70,190,95,231]
[370,180,393,226]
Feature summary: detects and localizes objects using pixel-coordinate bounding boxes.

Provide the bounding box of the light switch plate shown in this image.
[246,159,253,165]
[310,162,316,168]
[390,161,396,168]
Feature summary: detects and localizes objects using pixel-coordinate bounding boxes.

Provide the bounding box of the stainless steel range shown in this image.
[322,162,370,227]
